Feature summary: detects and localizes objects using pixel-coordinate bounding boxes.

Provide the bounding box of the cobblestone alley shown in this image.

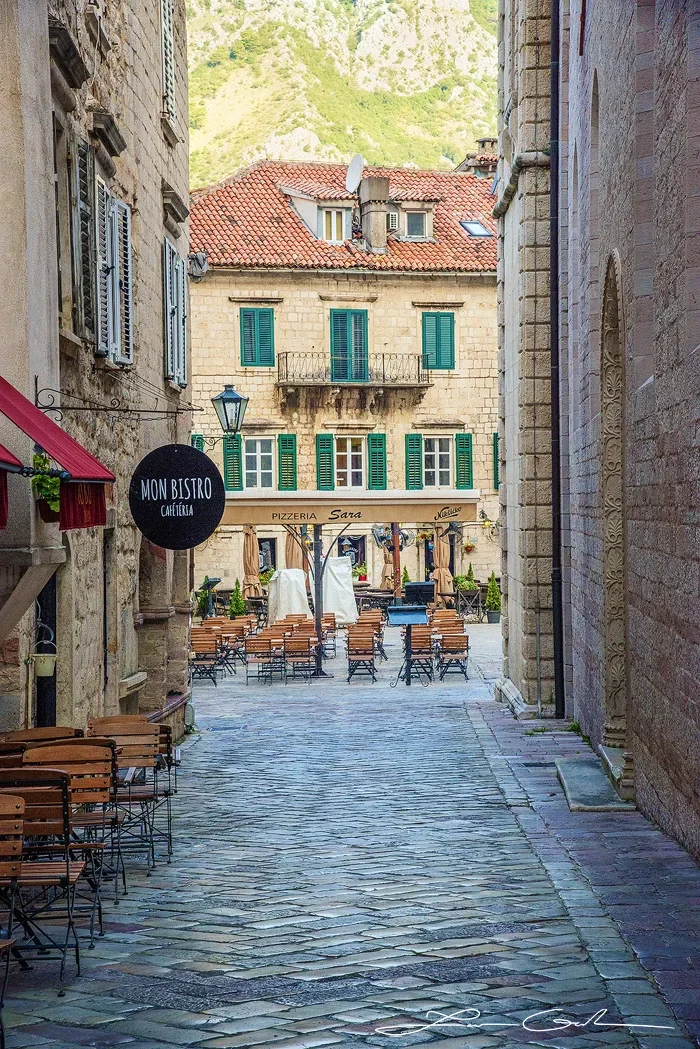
[4,627,700,1049]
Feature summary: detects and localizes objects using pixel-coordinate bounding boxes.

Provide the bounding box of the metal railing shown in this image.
[277,351,431,387]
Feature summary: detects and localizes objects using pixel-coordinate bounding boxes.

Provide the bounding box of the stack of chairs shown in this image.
[321,613,337,657]
[243,617,321,683]
[346,610,388,683]
[405,625,436,680]
[429,610,470,680]
[355,610,387,661]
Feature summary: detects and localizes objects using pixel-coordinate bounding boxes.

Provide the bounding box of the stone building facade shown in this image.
[498,0,700,856]
[0,0,191,733]
[189,162,499,593]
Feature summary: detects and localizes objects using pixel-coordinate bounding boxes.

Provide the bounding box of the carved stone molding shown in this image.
[601,255,629,753]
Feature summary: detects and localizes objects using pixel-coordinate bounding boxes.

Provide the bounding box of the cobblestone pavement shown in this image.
[5,626,699,1049]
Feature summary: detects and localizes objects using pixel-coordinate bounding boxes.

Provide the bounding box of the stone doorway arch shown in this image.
[600,254,633,795]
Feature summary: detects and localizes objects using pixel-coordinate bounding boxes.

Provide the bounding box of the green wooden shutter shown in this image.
[422,313,438,368]
[330,310,350,381]
[316,434,334,490]
[352,311,369,381]
[191,434,204,451]
[493,431,500,489]
[277,434,297,491]
[455,433,473,489]
[240,309,257,365]
[367,433,387,490]
[256,308,275,366]
[437,312,455,368]
[405,434,423,490]
[223,433,243,491]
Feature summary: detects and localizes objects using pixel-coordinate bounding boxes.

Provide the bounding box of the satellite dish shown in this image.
[345,153,364,194]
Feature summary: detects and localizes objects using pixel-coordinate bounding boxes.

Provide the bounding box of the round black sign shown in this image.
[128,444,225,550]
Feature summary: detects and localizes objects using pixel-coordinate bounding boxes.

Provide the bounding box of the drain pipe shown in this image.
[550,0,565,718]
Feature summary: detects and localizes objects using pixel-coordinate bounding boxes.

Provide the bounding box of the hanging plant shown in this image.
[416,529,433,543]
[31,453,60,520]
[463,541,476,554]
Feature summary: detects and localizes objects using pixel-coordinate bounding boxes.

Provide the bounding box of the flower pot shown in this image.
[37,500,59,523]
[486,611,501,624]
[359,574,367,581]
[33,653,56,677]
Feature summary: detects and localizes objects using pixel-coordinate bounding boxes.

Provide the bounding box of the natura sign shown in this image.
[128,444,225,550]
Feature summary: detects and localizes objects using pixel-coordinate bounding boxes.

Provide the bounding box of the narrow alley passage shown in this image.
[4,630,698,1049]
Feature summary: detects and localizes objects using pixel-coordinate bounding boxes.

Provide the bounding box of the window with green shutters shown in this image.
[330,309,368,381]
[405,434,423,490]
[240,307,275,366]
[422,312,455,370]
[454,433,473,489]
[316,433,334,490]
[493,431,500,489]
[190,434,204,451]
[367,433,387,490]
[277,434,297,491]
[222,433,243,491]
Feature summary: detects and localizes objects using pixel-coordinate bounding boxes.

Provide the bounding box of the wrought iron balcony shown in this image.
[277,352,432,388]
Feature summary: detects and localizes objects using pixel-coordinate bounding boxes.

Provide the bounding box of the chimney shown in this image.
[477,136,498,153]
[359,176,389,254]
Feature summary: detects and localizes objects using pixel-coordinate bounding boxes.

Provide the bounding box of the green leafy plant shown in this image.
[229,578,246,617]
[259,567,275,587]
[401,566,410,586]
[484,571,501,612]
[196,576,210,618]
[31,453,60,512]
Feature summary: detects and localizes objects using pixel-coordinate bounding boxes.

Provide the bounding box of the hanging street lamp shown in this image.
[211,385,249,436]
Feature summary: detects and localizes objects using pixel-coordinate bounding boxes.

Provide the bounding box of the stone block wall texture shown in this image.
[560,0,700,853]
[496,0,556,712]
[191,270,500,589]
[0,1,190,731]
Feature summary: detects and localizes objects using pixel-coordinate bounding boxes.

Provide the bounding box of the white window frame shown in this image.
[163,238,187,386]
[96,176,133,365]
[335,435,365,489]
[322,209,346,244]
[160,0,176,122]
[423,436,453,489]
[405,210,427,239]
[244,436,275,491]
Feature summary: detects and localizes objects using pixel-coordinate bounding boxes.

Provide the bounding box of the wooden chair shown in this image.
[244,637,274,684]
[189,629,227,685]
[0,727,83,744]
[0,936,15,1049]
[0,771,86,991]
[283,637,316,681]
[436,630,470,680]
[0,794,21,1043]
[346,630,377,683]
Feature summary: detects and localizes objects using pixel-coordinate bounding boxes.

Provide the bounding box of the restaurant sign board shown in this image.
[220,496,478,527]
[128,444,225,550]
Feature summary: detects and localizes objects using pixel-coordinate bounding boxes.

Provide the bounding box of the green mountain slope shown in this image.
[187,0,498,188]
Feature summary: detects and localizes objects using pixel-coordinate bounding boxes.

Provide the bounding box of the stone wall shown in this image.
[191,269,500,591]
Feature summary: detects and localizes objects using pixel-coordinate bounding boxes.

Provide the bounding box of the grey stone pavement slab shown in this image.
[5,625,699,1049]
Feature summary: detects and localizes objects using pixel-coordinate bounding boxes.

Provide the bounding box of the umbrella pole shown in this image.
[391,523,401,603]
[312,524,327,677]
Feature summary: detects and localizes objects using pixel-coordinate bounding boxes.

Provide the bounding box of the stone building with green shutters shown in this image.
[188,160,499,589]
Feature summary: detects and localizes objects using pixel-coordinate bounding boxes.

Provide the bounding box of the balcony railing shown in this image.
[277,352,432,388]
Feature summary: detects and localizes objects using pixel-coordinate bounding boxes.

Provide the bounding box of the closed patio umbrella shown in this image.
[380,545,393,590]
[285,527,310,588]
[431,526,453,607]
[242,525,263,599]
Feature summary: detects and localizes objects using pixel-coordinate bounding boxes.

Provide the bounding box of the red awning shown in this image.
[0,376,114,483]
[0,443,22,471]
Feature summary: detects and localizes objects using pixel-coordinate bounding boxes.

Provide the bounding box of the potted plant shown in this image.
[463,540,476,554]
[464,562,478,591]
[229,578,246,617]
[259,567,274,588]
[484,571,502,623]
[356,561,367,582]
[195,577,210,619]
[416,529,433,543]
[31,453,60,522]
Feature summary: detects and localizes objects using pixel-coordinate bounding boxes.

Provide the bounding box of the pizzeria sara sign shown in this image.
[128,444,225,550]
[220,499,476,527]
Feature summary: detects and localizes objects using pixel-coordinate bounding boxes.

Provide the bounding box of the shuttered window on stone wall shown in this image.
[316,434,334,491]
[95,178,133,365]
[455,433,473,489]
[493,432,499,489]
[405,434,423,490]
[240,307,275,366]
[163,239,187,385]
[69,137,96,342]
[277,434,297,491]
[367,433,387,490]
[330,310,368,382]
[160,0,176,121]
[223,434,243,491]
[422,312,455,370]
[191,434,205,451]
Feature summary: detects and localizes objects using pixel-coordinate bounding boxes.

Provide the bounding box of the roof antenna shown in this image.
[345,153,364,194]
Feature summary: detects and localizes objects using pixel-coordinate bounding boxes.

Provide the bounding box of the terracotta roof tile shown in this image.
[190,161,497,273]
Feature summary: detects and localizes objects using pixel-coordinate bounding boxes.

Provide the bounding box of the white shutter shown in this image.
[95,178,111,357]
[113,199,133,364]
[175,253,187,386]
[163,239,176,379]
[160,0,176,120]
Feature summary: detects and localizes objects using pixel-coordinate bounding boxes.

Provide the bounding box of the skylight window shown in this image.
[461,220,492,237]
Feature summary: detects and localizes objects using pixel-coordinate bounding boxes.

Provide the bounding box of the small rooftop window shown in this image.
[406,211,426,238]
[460,219,492,237]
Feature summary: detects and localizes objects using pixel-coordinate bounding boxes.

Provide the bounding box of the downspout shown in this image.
[550,0,565,718]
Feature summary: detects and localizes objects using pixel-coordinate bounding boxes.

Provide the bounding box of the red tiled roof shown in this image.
[190,161,497,273]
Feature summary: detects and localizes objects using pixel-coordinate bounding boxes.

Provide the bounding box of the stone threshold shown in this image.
[555,756,636,812]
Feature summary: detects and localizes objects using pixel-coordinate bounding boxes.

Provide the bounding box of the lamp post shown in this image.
[211,385,249,436]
